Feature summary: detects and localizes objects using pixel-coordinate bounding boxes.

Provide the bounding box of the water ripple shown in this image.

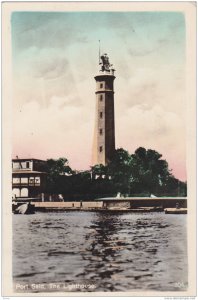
[13,212,188,292]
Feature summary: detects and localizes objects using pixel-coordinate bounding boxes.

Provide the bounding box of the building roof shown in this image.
[12,170,46,174]
[12,158,46,162]
[97,197,187,201]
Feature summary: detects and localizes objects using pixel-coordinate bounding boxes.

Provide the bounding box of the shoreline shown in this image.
[12,197,187,214]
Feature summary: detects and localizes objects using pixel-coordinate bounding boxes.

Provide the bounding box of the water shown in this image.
[13,212,188,292]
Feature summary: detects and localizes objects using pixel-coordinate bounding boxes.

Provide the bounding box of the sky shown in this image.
[11,11,186,181]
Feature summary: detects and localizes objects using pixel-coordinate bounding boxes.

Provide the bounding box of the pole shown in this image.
[99,40,101,65]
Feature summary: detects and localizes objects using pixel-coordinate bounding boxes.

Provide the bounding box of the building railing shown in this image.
[98,69,115,76]
[12,183,41,186]
[13,182,28,185]
[12,167,32,171]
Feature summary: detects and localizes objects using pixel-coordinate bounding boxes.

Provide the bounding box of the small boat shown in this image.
[13,202,35,215]
[164,208,187,214]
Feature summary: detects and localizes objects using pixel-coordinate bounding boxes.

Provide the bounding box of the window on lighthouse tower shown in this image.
[99,146,103,152]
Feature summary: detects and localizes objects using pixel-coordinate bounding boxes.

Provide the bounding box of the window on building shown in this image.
[29,177,34,185]
[12,188,20,198]
[13,162,20,169]
[21,188,28,197]
[13,178,20,184]
[26,162,30,168]
[100,128,103,135]
[21,162,26,169]
[100,83,103,88]
[100,112,103,118]
[99,146,103,152]
[21,177,28,184]
[100,94,103,101]
[35,177,40,186]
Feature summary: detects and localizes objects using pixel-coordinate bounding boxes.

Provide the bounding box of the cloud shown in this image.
[12,97,94,169]
[33,57,68,79]
[11,11,186,180]
[116,63,185,115]
[116,104,186,180]
[128,38,168,57]
[12,12,90,53]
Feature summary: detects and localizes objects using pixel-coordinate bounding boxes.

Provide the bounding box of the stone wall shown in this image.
[105,200,130,209]
[82,201,103,208]
[32,201,104,209]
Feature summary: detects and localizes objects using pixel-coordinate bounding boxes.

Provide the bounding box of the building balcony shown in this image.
[12,182,28,186]
[98,69,115,76]
[12,182,41,187]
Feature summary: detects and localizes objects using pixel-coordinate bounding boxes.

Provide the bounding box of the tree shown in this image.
[107,148,132,194]
[45,157,73,193]
[162,176,187,196]
[130,147,172,195]
[89,164,115,197]
[91,164,107,179]
[90,147,175,196]
[44,149,187,199]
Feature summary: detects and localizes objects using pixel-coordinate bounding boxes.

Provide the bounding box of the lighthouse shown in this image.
[92,53,116,166]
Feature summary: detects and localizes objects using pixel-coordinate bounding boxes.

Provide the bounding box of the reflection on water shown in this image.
[13,212,188,292]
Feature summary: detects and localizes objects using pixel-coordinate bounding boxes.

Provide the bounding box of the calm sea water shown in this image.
[13,212,188,292]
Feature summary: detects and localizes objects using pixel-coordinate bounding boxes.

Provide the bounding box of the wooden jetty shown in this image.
[164,208,187,214]
[12,197,187,213]
[27,197,187,213]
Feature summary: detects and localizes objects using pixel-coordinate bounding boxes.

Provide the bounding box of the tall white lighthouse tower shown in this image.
[92,53,116,166]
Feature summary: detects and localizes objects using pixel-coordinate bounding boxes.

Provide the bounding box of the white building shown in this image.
[12,158,47,199]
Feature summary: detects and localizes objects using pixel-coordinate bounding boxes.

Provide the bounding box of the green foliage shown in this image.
[107,148,132,194]
[44,149,187,198]
[89,147,186,197]
[91,164,107,179]
[130,147,170,194]
[45,157,73,193]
